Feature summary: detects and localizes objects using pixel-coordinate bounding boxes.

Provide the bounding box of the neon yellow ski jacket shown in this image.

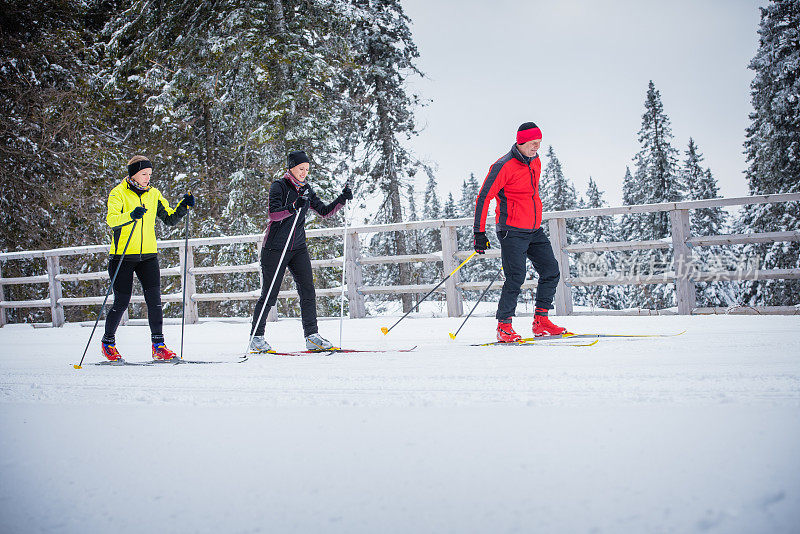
[106,179,188,257]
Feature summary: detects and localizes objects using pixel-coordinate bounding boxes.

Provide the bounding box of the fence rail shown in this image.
[1,193,799,327]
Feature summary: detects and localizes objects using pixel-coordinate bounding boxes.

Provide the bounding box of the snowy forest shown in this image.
[1,0,798,323]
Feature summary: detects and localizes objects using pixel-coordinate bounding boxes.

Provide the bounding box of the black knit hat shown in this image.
[287,150,310,169]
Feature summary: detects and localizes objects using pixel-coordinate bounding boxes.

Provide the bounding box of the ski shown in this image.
[471,339,599,347]
[518,330,686,342]
[244,346,418,358]
[93,359,152,366]
[150,357,225,365]
[94,357,226,366]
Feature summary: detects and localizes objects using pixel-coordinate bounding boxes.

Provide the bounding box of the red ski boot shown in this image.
[101,342,122,361]
[532,311,569,337]
[152,342,177,361]
[497,321,522,343]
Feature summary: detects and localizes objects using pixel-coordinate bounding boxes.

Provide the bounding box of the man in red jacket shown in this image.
[473,122,569,341]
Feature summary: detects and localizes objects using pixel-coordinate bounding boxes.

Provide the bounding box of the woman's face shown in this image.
[291,162,309,182]
[131,168,152,188]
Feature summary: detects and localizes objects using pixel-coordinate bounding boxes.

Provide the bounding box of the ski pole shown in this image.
[380,251,477,336]
[246,207,303,356]
[448,266,502,340]
[338,178,354,348]
[180,207,190,360]
[74,218,139,369]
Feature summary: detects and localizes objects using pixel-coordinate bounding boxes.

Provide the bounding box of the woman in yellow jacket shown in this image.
[101,155,194,361]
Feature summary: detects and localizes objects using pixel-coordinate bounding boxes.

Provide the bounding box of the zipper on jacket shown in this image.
[139,195,145,260]
[527,164,539,229]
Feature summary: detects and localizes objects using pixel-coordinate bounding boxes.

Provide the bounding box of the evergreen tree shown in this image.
[683,140,726,237]
[1,0,429,322]
[101,0,359,318]
[457,172,497,286]
[422,171,442,251]
[443,193,457,219]
[572,178,623,310]
[540,146,578,212]
[459,173,480,216]
[577,178,618,243]
[103,0,348,220]
[423,172,442,219]
[631,81,683,239]
[457,173,480,246]
[0,0,124,323]
[343,0,424,312]
[419,172,442,282]
[621,82,683,309]
[619,166,646,240]
[687,163,740,307]
[405,184,424,284]
[407,185,420,225]
[739,0,800,305]
[540,146,580,242]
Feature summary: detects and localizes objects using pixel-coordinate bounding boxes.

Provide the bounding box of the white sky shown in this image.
[400,0,765,207]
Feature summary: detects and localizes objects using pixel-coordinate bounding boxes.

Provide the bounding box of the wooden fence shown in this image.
[1,193,799,327]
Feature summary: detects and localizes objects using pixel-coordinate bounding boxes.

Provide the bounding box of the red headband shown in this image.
[516,127,542,144]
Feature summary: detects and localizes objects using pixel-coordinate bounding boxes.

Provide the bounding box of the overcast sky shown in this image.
[400,0,765,208]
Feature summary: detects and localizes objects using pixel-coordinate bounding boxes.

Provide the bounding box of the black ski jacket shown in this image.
[262,174,345,251]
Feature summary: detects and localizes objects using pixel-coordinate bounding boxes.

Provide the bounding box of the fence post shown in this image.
[345,230,366,318]
[441,225,464,317]
[45,254,65,327]
[178,243,199,324]
[548,217,573,316]
[670,209,696,315]
[0,261,7,327]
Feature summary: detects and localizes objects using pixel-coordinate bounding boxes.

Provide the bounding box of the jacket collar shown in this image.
[284,171,306,190]
[510,144,539,166]
[124,178,149,195]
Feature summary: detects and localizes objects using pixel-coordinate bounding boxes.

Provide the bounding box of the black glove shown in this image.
[290,195,309,213]
[474,231,490,254]
[182,193,195,208]
[131,206,147,220]
[341,184,353,201]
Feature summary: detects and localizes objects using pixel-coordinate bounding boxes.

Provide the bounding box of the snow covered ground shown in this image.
[1,313,799,533]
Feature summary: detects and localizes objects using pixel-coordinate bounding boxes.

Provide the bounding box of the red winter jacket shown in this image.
[474,144,542,233]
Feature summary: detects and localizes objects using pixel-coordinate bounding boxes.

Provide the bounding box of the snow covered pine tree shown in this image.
[739,0,800,306]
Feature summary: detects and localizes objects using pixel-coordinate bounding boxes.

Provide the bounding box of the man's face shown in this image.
[517,139,541,158]
[291,162,309,182]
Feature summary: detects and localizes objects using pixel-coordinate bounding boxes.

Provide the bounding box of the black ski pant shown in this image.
[103,256,164,344]
[250,246,318,338]
[496,228,560,321]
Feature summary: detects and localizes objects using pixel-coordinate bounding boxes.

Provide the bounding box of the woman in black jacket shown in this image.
[249,150,352,352]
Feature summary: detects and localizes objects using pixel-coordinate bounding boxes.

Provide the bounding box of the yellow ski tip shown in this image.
[73,364,82,369]
[448,332,456,340]
[380,327,389,335]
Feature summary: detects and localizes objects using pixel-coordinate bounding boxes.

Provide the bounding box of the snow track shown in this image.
[1,314,799,533]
